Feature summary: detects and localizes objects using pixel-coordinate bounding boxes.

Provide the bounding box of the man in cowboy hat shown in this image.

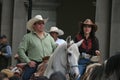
[49,26,66,45]
[74,19,100,79]
[17,15,57,80]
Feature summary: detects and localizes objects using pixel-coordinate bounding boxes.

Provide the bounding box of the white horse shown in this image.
[44,36,84,79]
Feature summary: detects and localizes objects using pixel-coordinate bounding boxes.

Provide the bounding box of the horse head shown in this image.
[66,36,83,79]
[44,36,83,79]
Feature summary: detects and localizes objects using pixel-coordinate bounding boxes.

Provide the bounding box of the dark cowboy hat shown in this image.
[80,19,98,32]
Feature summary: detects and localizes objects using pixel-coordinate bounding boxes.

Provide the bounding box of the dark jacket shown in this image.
[0,43,12,71]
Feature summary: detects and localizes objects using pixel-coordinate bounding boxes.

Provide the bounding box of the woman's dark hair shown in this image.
[78,24,99,53]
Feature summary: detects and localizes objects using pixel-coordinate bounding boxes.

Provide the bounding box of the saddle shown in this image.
[16,63,27,70]
[33,56,50,77]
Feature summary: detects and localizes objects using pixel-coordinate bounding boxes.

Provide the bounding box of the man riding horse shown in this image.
[17,15,57,80]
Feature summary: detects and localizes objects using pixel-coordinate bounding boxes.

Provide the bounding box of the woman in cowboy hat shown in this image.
[17,15,57,80]
[74,19,101,79]
[49,26,66,45]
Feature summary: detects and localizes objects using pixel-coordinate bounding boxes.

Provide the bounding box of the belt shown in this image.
[31,60,42,65]
[31,56,50,64]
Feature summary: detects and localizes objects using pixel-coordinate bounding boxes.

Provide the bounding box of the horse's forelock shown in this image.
[67,43,80,61]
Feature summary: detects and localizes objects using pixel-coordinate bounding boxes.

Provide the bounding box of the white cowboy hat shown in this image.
[26,15,48,31]
[49,27,64,36]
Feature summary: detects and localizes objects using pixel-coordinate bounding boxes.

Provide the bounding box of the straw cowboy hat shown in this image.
[1,69,14,78]
[27,15,48,31]
[49,27,64,36]
[80,19,98,32]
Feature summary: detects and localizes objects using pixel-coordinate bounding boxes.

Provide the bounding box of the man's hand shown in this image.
[28,61,36,68]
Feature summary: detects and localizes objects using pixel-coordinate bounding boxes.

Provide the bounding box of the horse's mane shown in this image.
[89,53,120,80]
[89,64,104,80]
[105,53,120,80]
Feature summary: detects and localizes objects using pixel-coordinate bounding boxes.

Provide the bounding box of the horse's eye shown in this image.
[68,53,72,56]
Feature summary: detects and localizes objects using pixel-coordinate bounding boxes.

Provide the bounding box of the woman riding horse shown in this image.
[74,19,101,79]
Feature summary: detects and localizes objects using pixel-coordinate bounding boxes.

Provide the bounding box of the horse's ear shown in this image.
[66,36,71,44]
[76,39,84,47]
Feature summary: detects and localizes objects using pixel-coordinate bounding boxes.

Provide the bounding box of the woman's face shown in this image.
[83,25,92,34]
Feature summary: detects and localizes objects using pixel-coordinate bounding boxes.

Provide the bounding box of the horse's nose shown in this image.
[73,73,80,80]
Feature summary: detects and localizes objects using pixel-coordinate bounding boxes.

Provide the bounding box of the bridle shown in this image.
[66,46,80,80]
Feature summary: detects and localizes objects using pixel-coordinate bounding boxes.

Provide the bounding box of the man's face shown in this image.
[0,38,7,44]
[50,32,59,40]
[33,21,45,32]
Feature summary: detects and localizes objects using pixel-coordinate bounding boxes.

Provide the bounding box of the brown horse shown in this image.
[81,52,120,80]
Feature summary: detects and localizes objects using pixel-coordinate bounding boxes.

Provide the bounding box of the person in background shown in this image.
[49,26,66,45]
[74,19,101,79]
[17,15,57,80]
[0,35,12,71]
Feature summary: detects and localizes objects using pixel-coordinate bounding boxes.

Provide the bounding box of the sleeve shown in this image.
[4,45,12,57]
[90,37,99,55]
[17,35,31,63]
[94,37,99,50]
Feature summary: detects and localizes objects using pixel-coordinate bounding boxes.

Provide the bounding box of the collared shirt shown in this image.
[55,38,66,46]
[18,32,57,63]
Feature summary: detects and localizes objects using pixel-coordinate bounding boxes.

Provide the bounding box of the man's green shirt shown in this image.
[18,32,57,63]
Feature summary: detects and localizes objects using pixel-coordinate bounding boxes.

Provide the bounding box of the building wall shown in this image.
[57,0,96,39]
[110,0,120,56]
[0,0,14,44]
[0,0,28,65]
[96,0,120,60]
[95,0,112,60]
[11,0,28,64]
[32,0,60,32]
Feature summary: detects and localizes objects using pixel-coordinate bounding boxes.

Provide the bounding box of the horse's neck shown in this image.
[53,50,67,70]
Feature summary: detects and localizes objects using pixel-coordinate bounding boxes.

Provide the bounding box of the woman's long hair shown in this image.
[79,24,98,50]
